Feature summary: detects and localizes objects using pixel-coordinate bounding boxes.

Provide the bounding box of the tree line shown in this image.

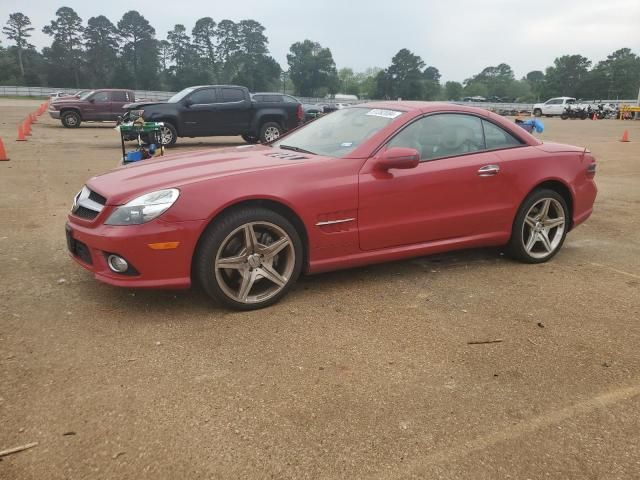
[2,8,639,101]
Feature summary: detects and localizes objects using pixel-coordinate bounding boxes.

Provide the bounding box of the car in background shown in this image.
[532,97,576,117]
[122,86,303,146]
[65,102,597,310]
[51,90,92,103]
[48,89,136,127]
[48,91,66,99]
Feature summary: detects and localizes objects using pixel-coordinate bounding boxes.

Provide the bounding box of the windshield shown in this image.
[272,107,405,157]
[168,87,197,103]
[79,90,95,100]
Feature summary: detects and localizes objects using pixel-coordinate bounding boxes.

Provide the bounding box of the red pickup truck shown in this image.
[48,89,136,128]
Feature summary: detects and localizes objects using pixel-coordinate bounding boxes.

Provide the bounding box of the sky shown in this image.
[1,0,639,82]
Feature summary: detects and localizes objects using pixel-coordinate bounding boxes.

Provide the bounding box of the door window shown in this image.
[220,88,245,103]
[92,92,110,102]
[189,88,217,104]
[387,114,485,161]
[482,120,523,150]
[111,91,128,102]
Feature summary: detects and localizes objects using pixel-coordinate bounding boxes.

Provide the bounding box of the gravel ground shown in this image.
[1,100,639,479]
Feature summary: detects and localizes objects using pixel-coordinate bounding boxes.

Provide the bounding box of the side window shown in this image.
[189,88,217,104]
[547,99,561,105]
[220,88,245,103]
[482,120,523,150]
[111,91,128,102]
[387,114,484,161]
[92,92,110,102]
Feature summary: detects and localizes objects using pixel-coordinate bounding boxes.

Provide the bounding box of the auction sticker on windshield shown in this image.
[366,109,403,119]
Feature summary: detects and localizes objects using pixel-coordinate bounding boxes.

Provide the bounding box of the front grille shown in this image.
[88,190,106,205]
[71,186,106,221]
[74,205,99,220]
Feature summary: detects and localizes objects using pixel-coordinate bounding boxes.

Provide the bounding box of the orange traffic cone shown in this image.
[0,137,9,160]
[620,130,630,142]
[30,112,37,123]
[23,119,31,136]
[16,125,26,141]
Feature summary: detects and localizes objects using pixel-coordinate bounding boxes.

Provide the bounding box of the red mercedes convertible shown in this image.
[66,102,597,310]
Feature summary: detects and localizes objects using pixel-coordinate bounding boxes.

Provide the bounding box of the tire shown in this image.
[159,123,178,147]
[560,113,568,120]
[533,109,542,117]
[507,189,569,264]
[259,122,282,144]
[241,134,259,144]
[195,207,303,310]
[61,111,81,128]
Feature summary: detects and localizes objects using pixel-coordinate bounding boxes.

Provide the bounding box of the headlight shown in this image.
[105,189,179,225]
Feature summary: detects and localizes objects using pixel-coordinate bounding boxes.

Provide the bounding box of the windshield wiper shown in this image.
[278,144,316,155]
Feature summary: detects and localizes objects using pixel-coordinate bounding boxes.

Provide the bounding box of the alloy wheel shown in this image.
[214,221,295,304]
[521,198,566,259]
[263,126,280,143]
[160,126,174,145]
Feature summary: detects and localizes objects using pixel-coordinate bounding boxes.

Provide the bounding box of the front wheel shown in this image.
[560,113,568,120]
[533,109,542,117]
[259,122,282,144]
[507,189,569,263]
[61,111,81,128]
[159,123,178,146]
[195,207,303,310]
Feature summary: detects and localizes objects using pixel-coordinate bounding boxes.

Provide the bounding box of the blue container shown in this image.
[125,150,143,162]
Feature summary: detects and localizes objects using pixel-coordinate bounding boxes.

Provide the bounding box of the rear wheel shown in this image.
[61,111,81,128]
[560,113,569,120]
[195,207,303,310]
[259,122,282,144]
[533,108,542,117]
[507,189,568,263]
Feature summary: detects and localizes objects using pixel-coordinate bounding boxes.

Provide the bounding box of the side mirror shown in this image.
[375,147,420,171]
[183,98,193,107]
[89,98,95,103]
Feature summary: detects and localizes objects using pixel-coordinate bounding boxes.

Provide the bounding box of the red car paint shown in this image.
[66,102,597,289]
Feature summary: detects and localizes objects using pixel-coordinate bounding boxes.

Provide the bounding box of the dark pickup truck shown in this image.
[48,89,136,128]
[122,85,303,146]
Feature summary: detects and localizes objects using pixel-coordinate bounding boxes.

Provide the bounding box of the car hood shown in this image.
[52,98,86,106]
[124,101,168,110]
[87,145,315,205]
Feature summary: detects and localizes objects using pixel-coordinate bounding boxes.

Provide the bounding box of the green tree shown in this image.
[3,12,34,77]
[287,40,338,96]
[525,70,545,101]
[544,54,591,98]
[42,7,84,87]
[377,49,426,100]
[83,15,118,87]
[444,81,463,100]
[597,48,640,99]
[422,66,441,100]
[118,10,158,89]
[465,63,515,98]
[192,17,217,69]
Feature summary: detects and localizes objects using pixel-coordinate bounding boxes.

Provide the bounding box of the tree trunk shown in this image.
[17,48,24,77]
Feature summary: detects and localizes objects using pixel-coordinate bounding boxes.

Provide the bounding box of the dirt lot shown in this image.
[1,99,639,479]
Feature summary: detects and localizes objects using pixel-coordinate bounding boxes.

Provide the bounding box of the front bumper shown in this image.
[49,109,61,119]
[65,217,205,289]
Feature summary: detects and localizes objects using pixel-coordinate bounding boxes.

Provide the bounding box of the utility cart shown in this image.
[117,121,166,164]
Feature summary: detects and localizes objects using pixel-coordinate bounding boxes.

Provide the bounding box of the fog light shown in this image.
[107,254,129,273]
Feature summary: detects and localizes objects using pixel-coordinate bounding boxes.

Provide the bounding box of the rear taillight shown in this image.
[296,104,303,122]
[587,162,596,178]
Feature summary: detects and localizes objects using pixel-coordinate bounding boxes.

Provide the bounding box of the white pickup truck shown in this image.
[532,97,576,117]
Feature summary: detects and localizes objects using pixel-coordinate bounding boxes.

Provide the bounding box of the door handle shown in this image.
[478,164,500,176]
